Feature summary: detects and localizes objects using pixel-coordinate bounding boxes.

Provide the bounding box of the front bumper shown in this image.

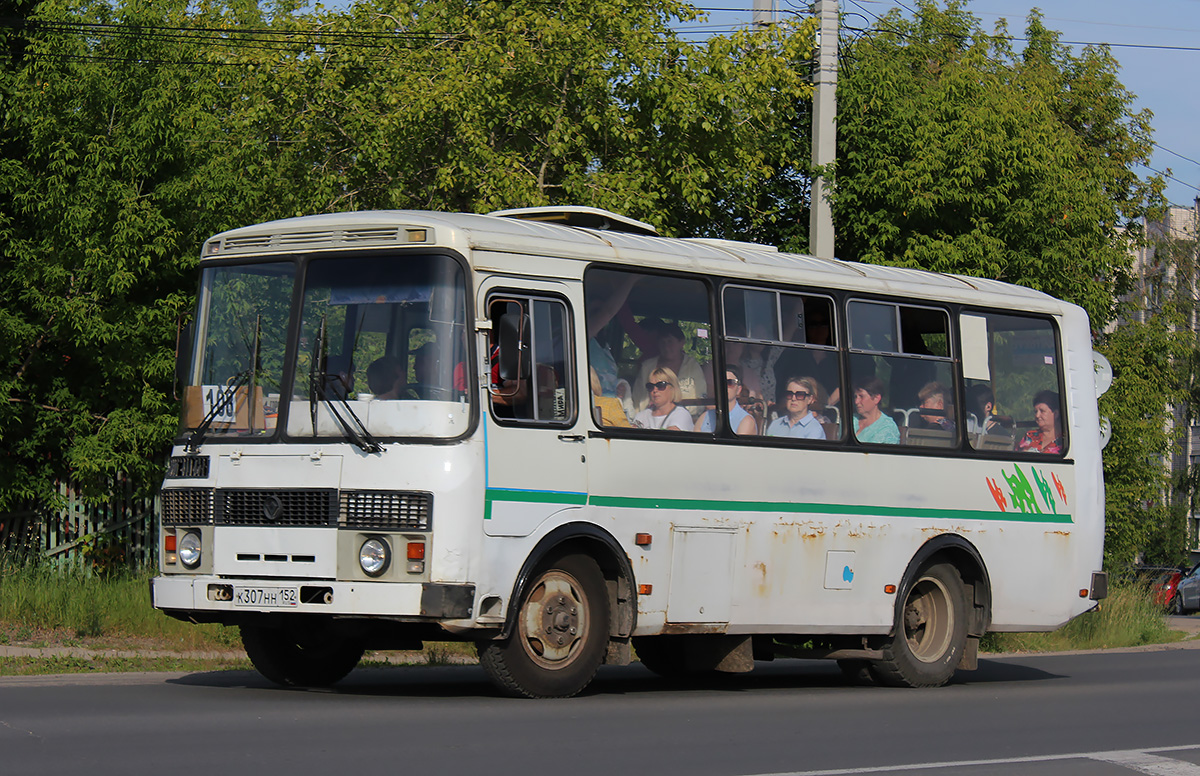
[151,576,474,619]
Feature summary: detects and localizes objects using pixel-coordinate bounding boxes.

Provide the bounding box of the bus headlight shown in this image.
[359,538,391,577]
[178,531,202,569]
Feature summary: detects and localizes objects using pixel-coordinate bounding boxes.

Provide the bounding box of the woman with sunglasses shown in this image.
[697,365,758,435]
[632,367,694,431]
[766,377,826,439]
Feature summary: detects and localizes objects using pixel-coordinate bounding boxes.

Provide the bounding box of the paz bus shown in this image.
[150,206,1109,697]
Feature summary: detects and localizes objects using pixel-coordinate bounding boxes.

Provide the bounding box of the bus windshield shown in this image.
[181,253,471,442]
[287,253,471,440]
[182,260,294,439]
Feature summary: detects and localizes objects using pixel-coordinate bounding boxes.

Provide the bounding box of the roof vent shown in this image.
[490,206,658,237]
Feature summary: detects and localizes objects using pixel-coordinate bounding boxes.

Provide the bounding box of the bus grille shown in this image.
[340,491,432,531]
[215,489,338,527]
[161,488,214,525]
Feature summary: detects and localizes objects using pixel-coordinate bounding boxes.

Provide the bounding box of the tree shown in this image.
[221,0,816,236]
[0,0,817,509]
[0,0,260,506]
[833,1,1174,569]
[832,0,1162,328]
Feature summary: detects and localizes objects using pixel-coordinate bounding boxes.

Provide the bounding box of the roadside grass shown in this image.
[0,655,253,676]
[0,563,1189,675]
[0,563,241,652]
[981,583,1182,653]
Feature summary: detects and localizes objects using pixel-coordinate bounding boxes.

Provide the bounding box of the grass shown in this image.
[0,562,1190,676]
[0,563,242,652]
[981,583,1183,653]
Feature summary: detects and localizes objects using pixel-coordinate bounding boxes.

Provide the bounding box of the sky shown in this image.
[685,0,1200,208]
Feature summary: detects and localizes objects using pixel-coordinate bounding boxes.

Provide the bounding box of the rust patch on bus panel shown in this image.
[1044,530,1072,538]
[658,622,730,636]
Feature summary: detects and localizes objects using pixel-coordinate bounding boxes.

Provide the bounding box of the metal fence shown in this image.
[0,478,159,573]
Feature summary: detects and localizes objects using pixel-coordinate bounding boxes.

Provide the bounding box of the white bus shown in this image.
[151,206,1109,697]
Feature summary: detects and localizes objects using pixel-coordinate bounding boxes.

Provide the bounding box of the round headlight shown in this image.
[178,531,202,569]
[359,538,390,577]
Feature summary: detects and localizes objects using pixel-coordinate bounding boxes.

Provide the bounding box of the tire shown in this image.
[1174,594,1187,616]
[478,553,609,698]
[241,622,364,688]
[872,563,968,688]
[633,635,692,680]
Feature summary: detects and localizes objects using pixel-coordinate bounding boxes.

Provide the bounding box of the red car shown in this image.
[1151,568,1187,608]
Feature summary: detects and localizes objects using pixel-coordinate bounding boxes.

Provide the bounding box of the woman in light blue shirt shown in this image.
[767,377,826,440]
[852,376,900,445]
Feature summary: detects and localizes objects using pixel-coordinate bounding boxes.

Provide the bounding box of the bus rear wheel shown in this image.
[872,562,967,688]
[241,622,364,688]
[478,553,609,698]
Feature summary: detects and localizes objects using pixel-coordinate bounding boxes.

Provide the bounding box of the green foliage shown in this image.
[833,0,1164,328]
[0,0,815,508]
[1097,314,1190,568]
[0,562,242,649]
[980,583,1177,653]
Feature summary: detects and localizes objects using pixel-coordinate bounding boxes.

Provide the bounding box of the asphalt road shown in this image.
[4,641,1200,776]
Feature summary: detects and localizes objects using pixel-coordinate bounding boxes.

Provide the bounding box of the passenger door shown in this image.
[480,280,588,537]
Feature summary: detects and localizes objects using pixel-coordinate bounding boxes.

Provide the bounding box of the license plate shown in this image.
[234,586,299,608]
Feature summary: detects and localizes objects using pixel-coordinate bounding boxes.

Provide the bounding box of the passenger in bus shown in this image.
[408,341,467,399]
[366,356,405,400]
[633,321,708,415]
[769,302,839,409]
[966,384,1009,436]
[696,365,758,434]
[852,376,900,444]
[633,367,694,431]
[909,381,955,432]
[1017,390,1063,454]
[766,377,826,440]
[724,341,766,401]
[590,367,632,427]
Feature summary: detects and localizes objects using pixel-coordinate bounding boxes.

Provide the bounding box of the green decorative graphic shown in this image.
[1002,465,1042,514]
[1032,468,1057,514]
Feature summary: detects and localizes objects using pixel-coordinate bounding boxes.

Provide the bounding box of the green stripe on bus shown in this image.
[483,489,1072,524]
[484,488,588,519]
[586,495,1072,524]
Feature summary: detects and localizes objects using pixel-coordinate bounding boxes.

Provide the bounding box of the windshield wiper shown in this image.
[307,315,383,455]
[313,375,384,454]
[185,370,250,453]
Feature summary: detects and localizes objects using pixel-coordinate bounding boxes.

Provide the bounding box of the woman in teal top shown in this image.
[852,376,900,445]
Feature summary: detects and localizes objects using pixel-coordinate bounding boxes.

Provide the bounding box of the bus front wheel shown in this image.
[872,562,967,688]
[240,622,364,688]
[478,553,609,698]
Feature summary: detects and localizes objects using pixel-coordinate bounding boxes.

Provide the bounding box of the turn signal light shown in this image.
[635,533,652,546]
[407,542,426,560]
[1079,589,1089,598]
[884,584,897,594]
[165,534,177,552]
[638,584,653,595]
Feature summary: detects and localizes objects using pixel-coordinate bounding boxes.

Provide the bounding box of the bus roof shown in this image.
[202,209,1068,314]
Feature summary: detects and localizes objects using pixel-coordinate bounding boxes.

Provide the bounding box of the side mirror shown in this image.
[497,310,530,381]
[174,320,194,400]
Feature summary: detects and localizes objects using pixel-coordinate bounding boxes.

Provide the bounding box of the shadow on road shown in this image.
[165,654,1063,699]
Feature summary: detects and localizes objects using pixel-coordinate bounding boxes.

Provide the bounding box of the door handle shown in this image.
[557,433,585,442]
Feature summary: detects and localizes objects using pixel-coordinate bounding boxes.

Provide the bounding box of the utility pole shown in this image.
[752,0,776,28]
[809,0,838,259]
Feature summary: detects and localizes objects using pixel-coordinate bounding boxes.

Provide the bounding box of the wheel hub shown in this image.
[521,574,587,664]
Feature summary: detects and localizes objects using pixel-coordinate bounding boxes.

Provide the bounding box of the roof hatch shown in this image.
[490,206,659,237]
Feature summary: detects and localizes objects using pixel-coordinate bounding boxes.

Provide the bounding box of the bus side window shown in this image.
[960,312,1063,454]
[584,268,711,433]
[488,295,575,426]
[847,301,954,447]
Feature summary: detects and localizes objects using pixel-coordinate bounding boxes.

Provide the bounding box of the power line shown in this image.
[1156,143,1200,169]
